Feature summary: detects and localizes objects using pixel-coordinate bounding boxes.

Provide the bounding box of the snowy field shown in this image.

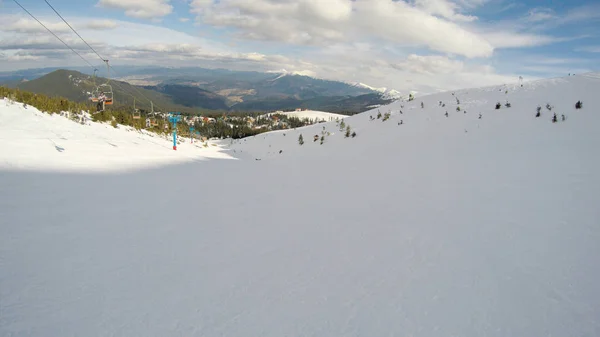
[0,99,233,172]
[1,73,600,336]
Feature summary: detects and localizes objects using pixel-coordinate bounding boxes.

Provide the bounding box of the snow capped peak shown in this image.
[350,82,403,100]
[267,68,317,80]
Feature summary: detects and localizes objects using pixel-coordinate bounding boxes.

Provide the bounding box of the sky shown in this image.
[0,0,599,93]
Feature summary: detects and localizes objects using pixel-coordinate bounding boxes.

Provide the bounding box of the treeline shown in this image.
[1,86,327,140]
[0,86,89,114]
[0,85,172,134]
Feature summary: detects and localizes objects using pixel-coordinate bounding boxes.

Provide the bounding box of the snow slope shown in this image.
[266,109,347,121]
[2,73,600,337]
[0,99,233,172]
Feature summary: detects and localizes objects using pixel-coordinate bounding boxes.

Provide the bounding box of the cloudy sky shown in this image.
[1,0,599,93]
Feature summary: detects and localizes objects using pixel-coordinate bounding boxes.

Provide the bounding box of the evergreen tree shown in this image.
[345,125,351,138]
[298,134,304,145]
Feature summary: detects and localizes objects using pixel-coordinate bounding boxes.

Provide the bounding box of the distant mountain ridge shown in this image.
[5,67,398,114]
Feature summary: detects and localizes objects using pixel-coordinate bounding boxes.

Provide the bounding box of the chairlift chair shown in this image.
[100,84,113,105]
[132,98,140,119]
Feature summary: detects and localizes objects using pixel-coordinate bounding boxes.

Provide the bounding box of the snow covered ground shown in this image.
[265,109,348,121]
[0,99,233,172]
[1,73,600,336]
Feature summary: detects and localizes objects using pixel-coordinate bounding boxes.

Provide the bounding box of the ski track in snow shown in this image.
[1,73,600,336]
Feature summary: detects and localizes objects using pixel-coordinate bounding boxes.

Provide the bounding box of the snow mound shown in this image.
[0,98,233,172]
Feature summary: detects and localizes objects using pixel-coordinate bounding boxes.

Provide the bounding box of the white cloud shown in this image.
[2,18,70,34]
[85,20,118,30]
[390,54,465,75]
[191,0,499,58]
[97,0,173,19]
[179,18,190,22]
[577,46,600,53]
[483,31,562,48]
[525,8,556,22]
[0,35,104,51]
[0,53,43,62]
[412,0,478,22]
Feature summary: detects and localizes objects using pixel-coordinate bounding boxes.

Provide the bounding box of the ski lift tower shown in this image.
[168,112,182,150]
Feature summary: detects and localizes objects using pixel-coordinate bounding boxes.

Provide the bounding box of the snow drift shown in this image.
[1,73,599,337]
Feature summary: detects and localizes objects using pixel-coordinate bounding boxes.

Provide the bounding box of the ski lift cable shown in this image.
[40,0,165,113]
[42,0,107,64]
[11,0,97,70]
[14,0,153,115]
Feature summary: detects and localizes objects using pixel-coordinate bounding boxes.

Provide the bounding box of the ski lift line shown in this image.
[41,0,164,113]
[11,0,97,70]
[42,0,107,64]
[13,0,148,114]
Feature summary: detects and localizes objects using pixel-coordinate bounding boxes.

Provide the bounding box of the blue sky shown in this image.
[0,0,599,93]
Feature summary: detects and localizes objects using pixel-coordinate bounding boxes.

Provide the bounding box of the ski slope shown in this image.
[0,99,233,172]
[2,73,600,337]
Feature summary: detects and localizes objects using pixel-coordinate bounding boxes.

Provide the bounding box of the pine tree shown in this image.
[345,125,351,138]
[340,119,346,131]
[298,134,304,145]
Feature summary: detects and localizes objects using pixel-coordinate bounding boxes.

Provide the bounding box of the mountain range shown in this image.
[1,66,400,114]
